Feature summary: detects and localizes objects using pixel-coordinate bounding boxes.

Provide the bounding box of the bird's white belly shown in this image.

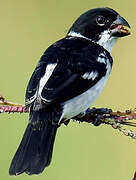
[61,73,110,120]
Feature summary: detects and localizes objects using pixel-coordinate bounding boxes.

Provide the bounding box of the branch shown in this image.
[0,95,28,113]
[1,95,136,140]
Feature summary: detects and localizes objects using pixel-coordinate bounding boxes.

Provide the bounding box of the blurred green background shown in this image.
[0,0,135,180]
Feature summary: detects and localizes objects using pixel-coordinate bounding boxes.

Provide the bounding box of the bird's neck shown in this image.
[97,30,118,55]
[67,30,118,55]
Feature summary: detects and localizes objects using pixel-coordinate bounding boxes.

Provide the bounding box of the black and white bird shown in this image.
[9,7,130,175]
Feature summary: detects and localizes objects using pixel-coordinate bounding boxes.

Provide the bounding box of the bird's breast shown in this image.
[61,59,112,121]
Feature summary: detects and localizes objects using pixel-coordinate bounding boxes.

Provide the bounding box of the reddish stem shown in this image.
[0,105,29,113]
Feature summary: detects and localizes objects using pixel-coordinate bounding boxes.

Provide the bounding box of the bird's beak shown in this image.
[110,15,131,37]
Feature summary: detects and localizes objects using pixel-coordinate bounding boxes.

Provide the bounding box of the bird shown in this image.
[9,7,130,176]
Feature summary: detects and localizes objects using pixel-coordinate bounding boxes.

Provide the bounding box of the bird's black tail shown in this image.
[9,109,59,175]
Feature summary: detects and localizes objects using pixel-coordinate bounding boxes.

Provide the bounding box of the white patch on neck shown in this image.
[97,30,117,55]
[68,30,118,55]
[68,31,91,41]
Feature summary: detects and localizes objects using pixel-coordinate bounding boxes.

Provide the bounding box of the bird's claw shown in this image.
[92,114,103,126]
[73,107,112,126]
[88,107,112,126]
[89,107,112,114]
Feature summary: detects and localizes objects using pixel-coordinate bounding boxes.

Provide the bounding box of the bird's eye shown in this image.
[96,16,106,26]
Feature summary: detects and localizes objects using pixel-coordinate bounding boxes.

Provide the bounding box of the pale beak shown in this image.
[110,15,131,37]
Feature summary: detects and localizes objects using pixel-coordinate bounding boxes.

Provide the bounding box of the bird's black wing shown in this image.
[25,37,112,106]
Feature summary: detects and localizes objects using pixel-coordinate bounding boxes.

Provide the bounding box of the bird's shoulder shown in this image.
[40,36,112,65]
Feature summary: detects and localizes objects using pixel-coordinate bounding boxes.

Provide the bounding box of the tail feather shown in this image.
[26,121,58,175]
[9,110,58,175]
[9,125,33,175]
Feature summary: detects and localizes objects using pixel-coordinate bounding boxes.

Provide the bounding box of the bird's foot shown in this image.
[73,107,112,126]
[88,107,112,115]
[88,107,112,126]
[92,114,103,126]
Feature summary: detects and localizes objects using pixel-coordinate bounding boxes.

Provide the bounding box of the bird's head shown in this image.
[68,8,130,53]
